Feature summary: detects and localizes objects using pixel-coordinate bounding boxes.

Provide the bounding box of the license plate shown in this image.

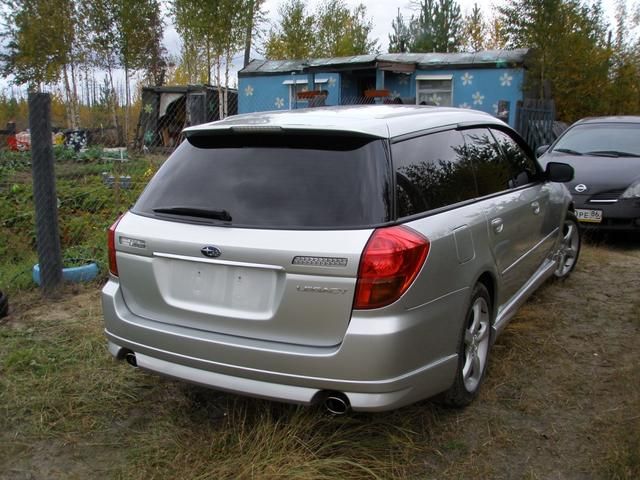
[575,209,602,223]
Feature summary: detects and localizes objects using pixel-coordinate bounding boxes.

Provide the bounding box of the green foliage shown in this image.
[171,0,259,84]
[409,0,463,53]
[0,155,160,294]
[498,0,614,122]
[265,0,377,60]
[0,0,77,87]
[463,3,486,52]
[388,8,411,53]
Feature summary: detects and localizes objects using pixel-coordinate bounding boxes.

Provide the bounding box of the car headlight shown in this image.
[621,180,640,199]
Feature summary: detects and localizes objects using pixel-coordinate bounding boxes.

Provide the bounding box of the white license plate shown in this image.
[575,209,602,223]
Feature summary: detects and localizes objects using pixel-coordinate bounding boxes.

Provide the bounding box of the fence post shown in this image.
[29,92,63,296]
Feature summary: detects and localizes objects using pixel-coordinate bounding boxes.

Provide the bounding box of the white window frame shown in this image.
[415,74,453,106]
[283,79,308,109]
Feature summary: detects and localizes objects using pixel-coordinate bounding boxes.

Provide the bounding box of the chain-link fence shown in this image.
[1,87,425,158]
[135,86,239,153]
[240,88,419,115]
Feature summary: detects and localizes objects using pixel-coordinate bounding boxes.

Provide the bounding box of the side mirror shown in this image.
[545,162,574,183]
[535,145,550,158]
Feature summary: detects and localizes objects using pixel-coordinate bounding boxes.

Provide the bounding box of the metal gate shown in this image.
[516,99,557,151]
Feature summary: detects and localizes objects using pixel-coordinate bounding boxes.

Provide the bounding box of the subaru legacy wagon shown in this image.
[102,106,579,413]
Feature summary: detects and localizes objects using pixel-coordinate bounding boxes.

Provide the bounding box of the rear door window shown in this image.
[133,134,392,229]
[392,129,477,217]
[461,128,508,196]
[489,129,539,187]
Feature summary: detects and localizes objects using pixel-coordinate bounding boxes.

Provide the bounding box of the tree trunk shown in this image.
[215,58,223,119]
[243,0,255,67]
[124,63,130,145]
[70,61,80,129]
[224,53,231,118]
[62,65,76,129]
[106,65,122,145]
[206,37,212,85]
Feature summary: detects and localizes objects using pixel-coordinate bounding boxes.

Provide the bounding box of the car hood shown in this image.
[540,152,640,192]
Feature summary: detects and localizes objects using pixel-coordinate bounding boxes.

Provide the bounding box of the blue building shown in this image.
[238,49,530,128]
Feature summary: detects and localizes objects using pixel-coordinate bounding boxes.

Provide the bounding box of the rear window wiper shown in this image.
[153,206,232,222]
[553,148,583,155]
[584,150,639,158]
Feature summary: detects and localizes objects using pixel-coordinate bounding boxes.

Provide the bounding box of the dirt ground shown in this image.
[1,235,639,479]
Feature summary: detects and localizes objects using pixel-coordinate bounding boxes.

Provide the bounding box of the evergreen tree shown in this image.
[463,3,486,52]
[410,0,463,53]
[389,8,411,53]
[498,0,611,121]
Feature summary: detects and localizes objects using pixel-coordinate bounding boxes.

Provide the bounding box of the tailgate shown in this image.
[114,213,372,347]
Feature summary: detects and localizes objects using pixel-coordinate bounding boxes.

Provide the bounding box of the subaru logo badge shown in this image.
[574,184,587,193]
[201,246,221,258]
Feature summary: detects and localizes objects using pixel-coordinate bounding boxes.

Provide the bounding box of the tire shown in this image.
[441,283,493,408]
[0,290,8,319]
[553,211,581,280]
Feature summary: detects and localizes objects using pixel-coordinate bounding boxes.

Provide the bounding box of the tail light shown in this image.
[108,214,124,276]
[354,226,430,309]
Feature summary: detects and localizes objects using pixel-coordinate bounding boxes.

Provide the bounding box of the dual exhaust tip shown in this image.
[121,350,351,415]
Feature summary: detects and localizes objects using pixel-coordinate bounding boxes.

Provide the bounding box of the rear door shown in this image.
[116,133,392,347]
[462,128,551,302]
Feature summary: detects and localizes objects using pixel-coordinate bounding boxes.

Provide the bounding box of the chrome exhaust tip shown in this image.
[324,394,350,415]
[124,351,137,367]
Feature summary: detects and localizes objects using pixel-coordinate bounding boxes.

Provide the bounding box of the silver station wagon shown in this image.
[102,106,579,413]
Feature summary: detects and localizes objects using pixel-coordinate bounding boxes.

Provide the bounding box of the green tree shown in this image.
[498,0,611,121]
[265,0,319,59]
[315,0,377,57]
[410,0,463,53]
[388,8,411,53]
[1,0,83,127]
[172,0,258,117]
[485,14,507,50]
[607,0,640,114]
[463,3,486,52]
[265,0,376,60]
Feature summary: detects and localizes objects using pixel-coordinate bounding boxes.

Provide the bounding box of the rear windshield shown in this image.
[132,133,392,229]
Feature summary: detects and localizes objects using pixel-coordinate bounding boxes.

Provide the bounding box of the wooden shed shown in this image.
[135,85,238,151]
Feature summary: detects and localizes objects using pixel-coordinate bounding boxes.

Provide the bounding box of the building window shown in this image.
[416,75,453,106]
[283,78,308,109]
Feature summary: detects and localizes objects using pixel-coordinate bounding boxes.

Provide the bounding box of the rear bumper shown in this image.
[102,279,467,412]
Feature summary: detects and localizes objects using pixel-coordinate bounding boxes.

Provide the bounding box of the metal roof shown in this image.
[239,49,530,76]
[184,104,505,139]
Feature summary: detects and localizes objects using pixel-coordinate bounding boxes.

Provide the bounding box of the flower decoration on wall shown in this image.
[244,84,254,96]
[461,72,473,86]
[143,103,154,114]
[500,73,513,87]
[275,97,285,109]
[472,91,485,105]
[429,93,442,105]
[458,102,471,109]
[328,77,337,88]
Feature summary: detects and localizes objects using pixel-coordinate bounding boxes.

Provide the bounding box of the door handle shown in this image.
[531,201,541,215]
[491,218,504,234]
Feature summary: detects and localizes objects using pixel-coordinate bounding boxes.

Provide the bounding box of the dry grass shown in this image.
[1,240,639,479]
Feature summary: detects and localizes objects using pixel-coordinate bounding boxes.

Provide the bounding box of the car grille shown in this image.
[588,189,626,204]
